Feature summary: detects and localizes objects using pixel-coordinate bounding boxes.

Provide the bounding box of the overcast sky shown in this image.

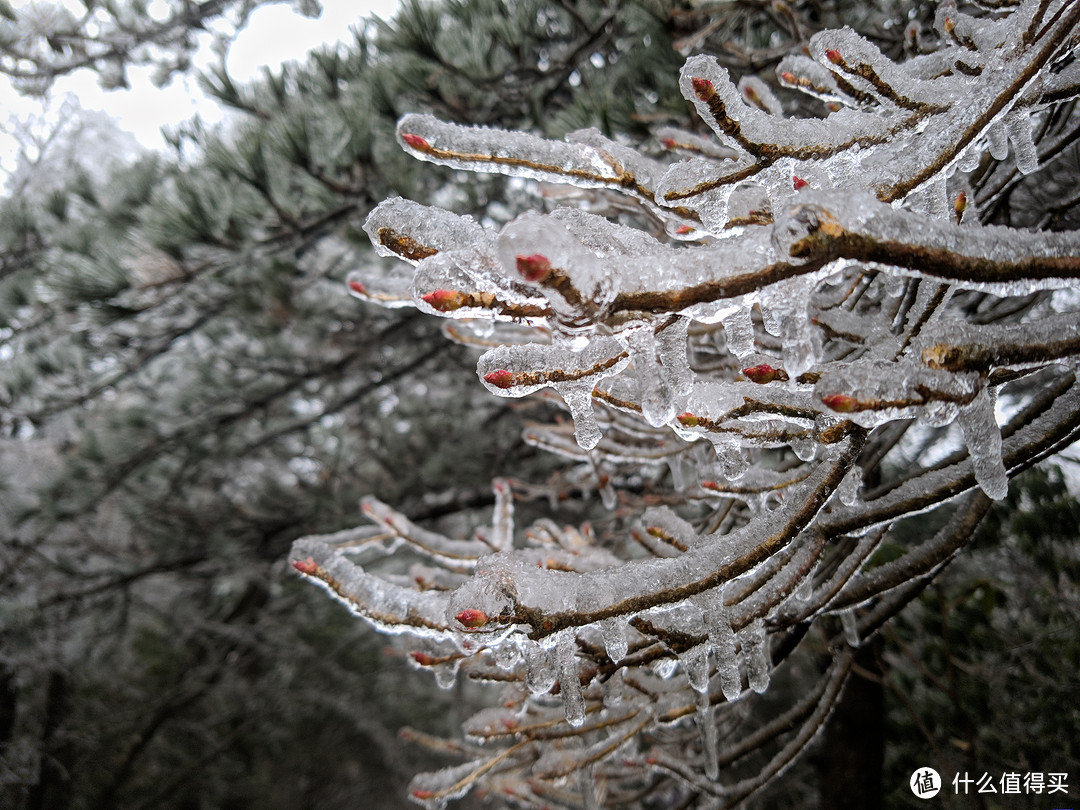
[1,0,400,175]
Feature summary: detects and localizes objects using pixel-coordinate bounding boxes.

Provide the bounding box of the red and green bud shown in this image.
[292,557,319,575]
[676,412,700,427]
[822,394,860,413]
[421,289,466,311]
[742,364,780,384]
[401,133,431,150]
[484,369,515,389]
[954,191,967,223]
[455,609,489,628]
[691,77,715,101]
[515,253,552,282]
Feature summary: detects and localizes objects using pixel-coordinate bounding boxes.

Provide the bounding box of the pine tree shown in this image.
[0,1,706,807]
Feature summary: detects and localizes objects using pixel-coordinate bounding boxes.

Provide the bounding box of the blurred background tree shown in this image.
[1,1,1077,808]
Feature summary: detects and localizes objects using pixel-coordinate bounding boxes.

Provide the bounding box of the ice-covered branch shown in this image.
[295,1,1080,806]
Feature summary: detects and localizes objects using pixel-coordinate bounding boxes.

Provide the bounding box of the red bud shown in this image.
[822,394,860,413]
[411,789,435,800]
[743,364,779,384]
[401,133,431,150]
[676,412,700,427]
[793,176,809,190]
[660,138,678,149]
[421,289,465,311]
[410,651,436,666]
[674,225,694,235]
[347,279,368,295]
[825,49,842,65]
[780,71,797,84]
[691,77,715,101]
[515,253,552,282]
[484,369,515,389]
[455,609,489,628]
[743,85,759,101]
[292,557,319,575]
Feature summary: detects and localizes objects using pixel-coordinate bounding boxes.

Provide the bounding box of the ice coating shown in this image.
[363,197,495,263]
[476,336,630,447]
[396,114,623,187]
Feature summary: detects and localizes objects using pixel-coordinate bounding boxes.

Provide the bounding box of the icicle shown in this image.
[559,382,602,449]
[838,465,862,506]
[1005,111,1039,175]
[696,688,719,781]
[721,307,756,358]
[627,328,676,428]
[956,386,1008,500]
[556,632,586,726]
[434,661,459,690]
[760,304,783,337]
[956,146,980,173]
[741,618,771,694]
[701,601,742,702]
[680,644,711,694]
[600,618,629,663]
[985,119,1009,161]
[523,640,557,695]
[709,438,748,480]
[656,316,694,398]
[840,609,860,647]
[781,304,816,377]
[494,640,518,670]
[490,478,514,552]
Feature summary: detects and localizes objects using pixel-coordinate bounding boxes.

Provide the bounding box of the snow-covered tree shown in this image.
[0,0,321,94]
[294,1,1080,806]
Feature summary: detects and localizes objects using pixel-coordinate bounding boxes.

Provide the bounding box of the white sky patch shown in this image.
[1,0,400,173]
